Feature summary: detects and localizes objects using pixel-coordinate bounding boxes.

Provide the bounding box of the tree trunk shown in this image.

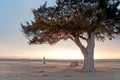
[82,50,94,72]
[82,33,95,72]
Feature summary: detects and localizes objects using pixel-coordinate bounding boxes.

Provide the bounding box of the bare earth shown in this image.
[0,59,120,80]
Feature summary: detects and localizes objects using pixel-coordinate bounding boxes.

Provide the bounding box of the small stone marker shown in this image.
[42,56,46,64]
[70,61,79,67]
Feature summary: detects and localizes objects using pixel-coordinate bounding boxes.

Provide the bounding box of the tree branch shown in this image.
[72,34,87,55]
[102,17,120,23]
[74,37,85,49]
[79,35,88,41]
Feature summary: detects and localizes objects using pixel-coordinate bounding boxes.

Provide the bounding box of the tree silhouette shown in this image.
[21,0,120,72]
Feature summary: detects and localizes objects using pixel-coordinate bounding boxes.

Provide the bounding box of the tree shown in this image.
[21,0,120,72]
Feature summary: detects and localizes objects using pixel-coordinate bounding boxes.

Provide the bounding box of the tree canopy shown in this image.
[21,0,120,45]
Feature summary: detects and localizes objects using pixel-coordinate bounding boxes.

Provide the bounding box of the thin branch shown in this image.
[79,35,88,41]
[102,17,120,23]
[74,35,86,49]
[71,33,86,49]
[69,36,75,42]
[74,36,87,56]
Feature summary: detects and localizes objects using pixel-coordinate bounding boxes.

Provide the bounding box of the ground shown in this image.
[0,59,120,80]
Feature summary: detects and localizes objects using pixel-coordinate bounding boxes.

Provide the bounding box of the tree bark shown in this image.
[82,50,95,72]
[82,33,95,72]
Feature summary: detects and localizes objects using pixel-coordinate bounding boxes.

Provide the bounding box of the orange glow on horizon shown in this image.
[12,49,120,60]
[1,40,120,60]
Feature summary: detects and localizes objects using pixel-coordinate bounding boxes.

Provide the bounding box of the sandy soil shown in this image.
[0,60,120,80]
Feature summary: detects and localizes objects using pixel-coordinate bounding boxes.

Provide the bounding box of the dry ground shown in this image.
[0,60,120,80]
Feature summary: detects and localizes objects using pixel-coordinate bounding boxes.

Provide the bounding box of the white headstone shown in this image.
[42,56,46,64]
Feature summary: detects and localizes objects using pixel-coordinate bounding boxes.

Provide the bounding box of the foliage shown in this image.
[21,0,120,45]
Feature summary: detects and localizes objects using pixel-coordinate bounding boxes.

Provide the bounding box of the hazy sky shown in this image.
[0,0,120,59]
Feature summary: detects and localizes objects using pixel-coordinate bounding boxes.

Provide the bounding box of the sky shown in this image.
[0,0,120,60]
